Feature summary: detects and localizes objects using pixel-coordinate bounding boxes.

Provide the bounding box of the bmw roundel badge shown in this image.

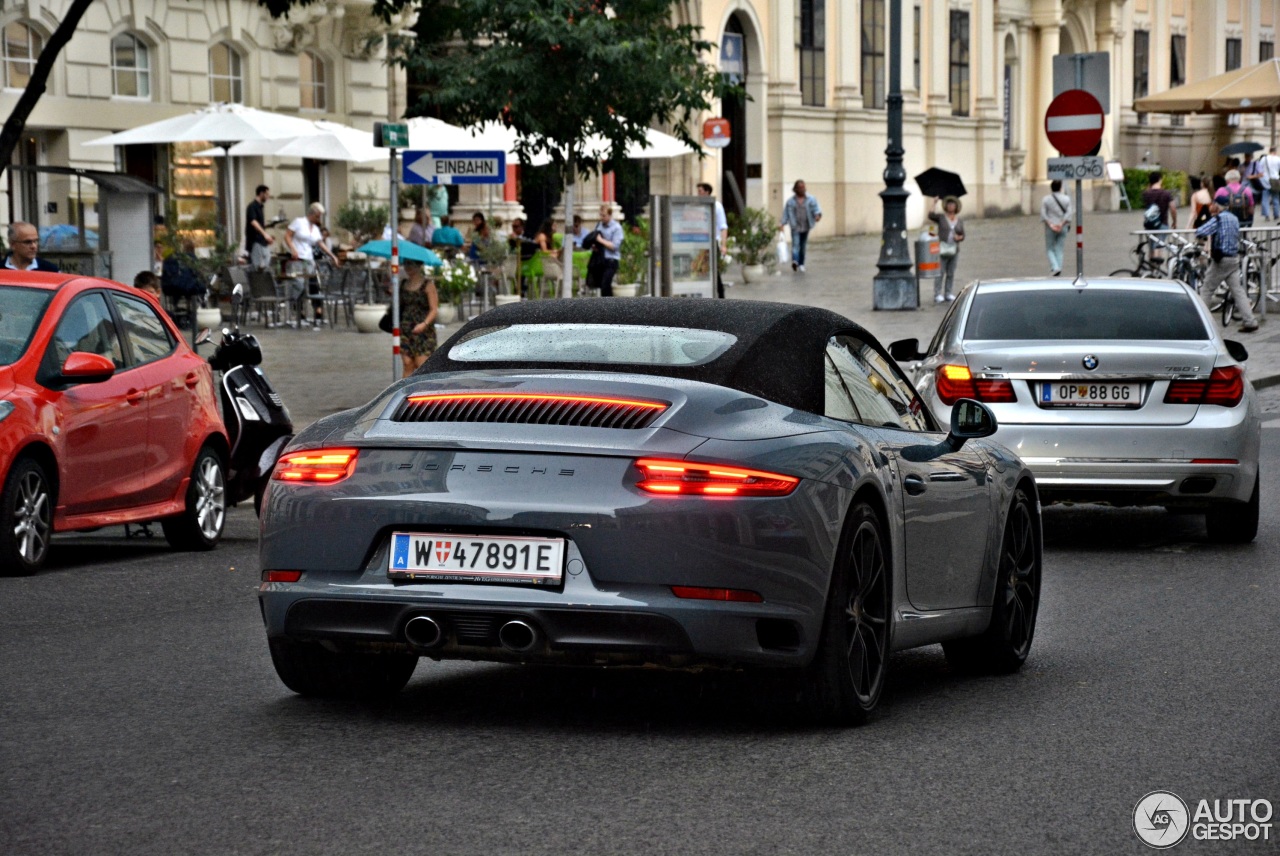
[1082,354,1099,371]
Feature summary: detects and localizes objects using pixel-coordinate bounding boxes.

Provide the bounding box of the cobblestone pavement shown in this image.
[237,210,1280,430]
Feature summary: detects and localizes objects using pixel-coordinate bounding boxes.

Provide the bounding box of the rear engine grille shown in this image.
[392,392,668,429]
[451,615,498,645]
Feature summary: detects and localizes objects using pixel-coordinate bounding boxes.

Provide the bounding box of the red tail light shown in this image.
[671,586,764,603]
[635,459,799,497]
[936,365,1016,404]
[263,570,303,583]
[273,448,359,483]
[1164,366,1244,407]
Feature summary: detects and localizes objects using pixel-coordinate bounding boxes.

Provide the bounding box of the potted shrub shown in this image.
[434,259,477,323]
[729,207,779,283]
[336,185,390,247]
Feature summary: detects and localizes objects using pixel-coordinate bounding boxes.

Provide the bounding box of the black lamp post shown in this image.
[871,0,917,309]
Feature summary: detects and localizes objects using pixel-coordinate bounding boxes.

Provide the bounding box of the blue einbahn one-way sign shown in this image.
[403,150,506,185]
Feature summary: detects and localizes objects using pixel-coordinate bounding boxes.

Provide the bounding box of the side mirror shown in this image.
[1224,339,1249,362]
[59,351,116,384]
[946,398,997,450]
[889,338,925,362]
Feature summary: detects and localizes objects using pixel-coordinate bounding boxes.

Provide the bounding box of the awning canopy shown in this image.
[7,164,163,195]
[1134,58,1280,114]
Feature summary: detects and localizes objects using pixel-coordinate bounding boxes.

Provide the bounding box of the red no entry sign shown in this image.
[1045,89,1105,156]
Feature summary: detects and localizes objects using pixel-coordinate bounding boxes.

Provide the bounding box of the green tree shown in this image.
[262,0,733,294]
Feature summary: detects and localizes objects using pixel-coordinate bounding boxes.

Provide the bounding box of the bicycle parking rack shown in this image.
[1129,228,1274,321]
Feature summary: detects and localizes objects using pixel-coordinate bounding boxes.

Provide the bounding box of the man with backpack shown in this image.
[1220,168,1255,227]
[1140,172,1177,231]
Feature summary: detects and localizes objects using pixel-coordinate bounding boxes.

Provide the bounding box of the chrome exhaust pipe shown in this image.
[497,620,539,653]
[404,615,443,649]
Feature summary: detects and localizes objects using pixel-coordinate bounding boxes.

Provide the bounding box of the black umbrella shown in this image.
[914,167,967,198]
[1220,140,1265,156]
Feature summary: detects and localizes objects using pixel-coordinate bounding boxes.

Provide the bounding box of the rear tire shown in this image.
[1,457,54,576]
[796,502,891,726]
[943,487,1041,674]
[1109,268,1139,278]
[269,638,418,699]
[1205,473,1260,544]
[162,446,225,551]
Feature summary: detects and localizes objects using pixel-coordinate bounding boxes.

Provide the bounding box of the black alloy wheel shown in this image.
[1,457,53,576]
[800,502,891,725]
[944,487,1040,674]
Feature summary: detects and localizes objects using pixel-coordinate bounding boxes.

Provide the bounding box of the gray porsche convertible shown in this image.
[259,299,1042,724]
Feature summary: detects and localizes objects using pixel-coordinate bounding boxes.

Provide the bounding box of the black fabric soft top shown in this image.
[420,298,873,413]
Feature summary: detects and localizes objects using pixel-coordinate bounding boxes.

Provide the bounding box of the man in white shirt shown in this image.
[1260,146,1280,222]
[697,183,728,297]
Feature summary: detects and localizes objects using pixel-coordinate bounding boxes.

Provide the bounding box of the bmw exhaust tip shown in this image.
[404,615,443,649]
[498,620,539,653]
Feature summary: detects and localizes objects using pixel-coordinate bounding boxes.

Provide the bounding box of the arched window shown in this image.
[300,51,327,111]
[112,33,150,98]
[209,42,243,103]
[3,21,43,89]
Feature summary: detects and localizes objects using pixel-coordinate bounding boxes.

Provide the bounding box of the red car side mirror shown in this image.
[60,351,117,383]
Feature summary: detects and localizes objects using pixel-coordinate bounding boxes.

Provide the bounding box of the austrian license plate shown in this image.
[388,532,565,585]
[1040,382,1141,407]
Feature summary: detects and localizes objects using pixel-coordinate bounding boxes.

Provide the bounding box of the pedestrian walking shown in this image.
[1260,146,1280,221]
[1196,191,1258,333]
[245,185,275,271]
[398,258,438,377]
[927,196,965,302]
[588,204,624,297]
[697,182,728,296]
[1040,180,1072,277]
[780,180,822,272]
[1190,175,1214,229]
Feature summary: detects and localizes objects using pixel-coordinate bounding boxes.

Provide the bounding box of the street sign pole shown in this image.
[1045,85,1104,281]
[1074,62,1085,280]
[390,146,400,380]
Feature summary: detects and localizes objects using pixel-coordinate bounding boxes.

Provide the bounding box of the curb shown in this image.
[1252,373,1280,390]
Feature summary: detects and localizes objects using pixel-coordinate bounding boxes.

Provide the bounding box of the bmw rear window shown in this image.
[965,289,1210,341]
[0,286,53,366]
[448,324,738,366]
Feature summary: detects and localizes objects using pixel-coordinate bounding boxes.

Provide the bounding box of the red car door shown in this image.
[47,292,151,516]
[108,291,201,504]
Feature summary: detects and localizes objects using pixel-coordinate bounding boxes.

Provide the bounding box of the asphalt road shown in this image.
[3,414,1279,855]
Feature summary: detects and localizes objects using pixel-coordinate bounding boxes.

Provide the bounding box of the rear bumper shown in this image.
[992,415,1259,506]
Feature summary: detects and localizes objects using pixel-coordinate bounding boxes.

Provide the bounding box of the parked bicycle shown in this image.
[1111,231,1182,279]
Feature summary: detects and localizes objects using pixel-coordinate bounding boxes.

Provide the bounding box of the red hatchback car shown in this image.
[1,272,228,575]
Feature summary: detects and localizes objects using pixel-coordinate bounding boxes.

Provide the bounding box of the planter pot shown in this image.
[612,282,642,297]
[436,302,457,325]
[354,303,388,334]
[493,294,523,308]
[196,307,224,330]
[741,264,767,283]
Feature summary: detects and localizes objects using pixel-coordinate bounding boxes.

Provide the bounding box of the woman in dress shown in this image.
[399,258,438,377]
[927,195,966,303]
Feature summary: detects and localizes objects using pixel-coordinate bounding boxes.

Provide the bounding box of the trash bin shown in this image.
[915,232,941,295]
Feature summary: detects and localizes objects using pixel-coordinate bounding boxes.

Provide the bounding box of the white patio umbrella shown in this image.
[85,103,326,236]
[582,126,697,160]
[405,116,552,166]
[195,120,385,163]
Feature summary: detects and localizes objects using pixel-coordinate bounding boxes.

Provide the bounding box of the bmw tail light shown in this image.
[1164,366,1244,407]
[936,365,1015,404]
[273,448,359,483]
[635,459,799,497]
[671,586,764,603]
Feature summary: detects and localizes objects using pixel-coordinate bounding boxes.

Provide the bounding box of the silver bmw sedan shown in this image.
[893,277,1261,542]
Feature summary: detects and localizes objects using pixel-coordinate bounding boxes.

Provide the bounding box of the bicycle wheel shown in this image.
[1245,261,1264,312]
[1109,268,1140,277]
[1223,285,1237,326]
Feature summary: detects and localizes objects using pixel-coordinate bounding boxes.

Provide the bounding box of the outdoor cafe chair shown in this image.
[320,267,356,328]
[247,269,289,328]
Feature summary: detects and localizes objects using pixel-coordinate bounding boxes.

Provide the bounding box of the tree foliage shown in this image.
[262,0,732,180]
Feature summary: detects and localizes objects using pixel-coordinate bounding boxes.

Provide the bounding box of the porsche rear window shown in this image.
[965,289,1210,341]
[448,324,738,366]
[0,286,53,366]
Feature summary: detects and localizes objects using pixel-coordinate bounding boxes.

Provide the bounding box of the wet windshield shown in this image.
[0,286,54,366]
[448,324,738,366]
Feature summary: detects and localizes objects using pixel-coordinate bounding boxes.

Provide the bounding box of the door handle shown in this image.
[929,471,968,483]
[903,474,927,495]
[184,372,200,389]
[125,389,145,405]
